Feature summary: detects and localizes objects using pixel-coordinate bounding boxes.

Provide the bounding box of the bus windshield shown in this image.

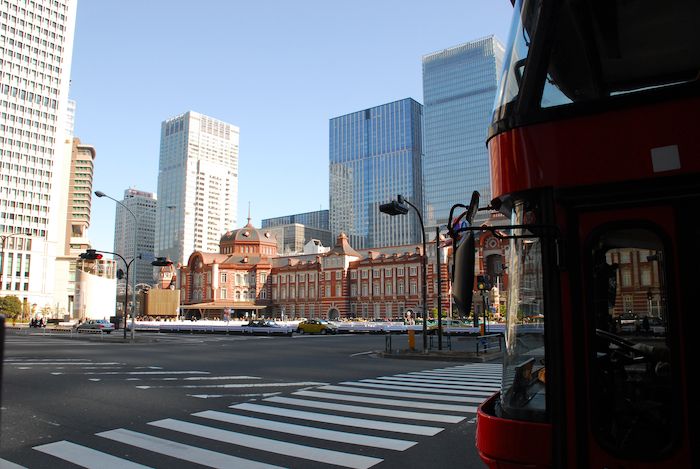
[493,0,700,125]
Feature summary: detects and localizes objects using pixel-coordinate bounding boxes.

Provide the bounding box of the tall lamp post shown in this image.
[380,195,428,351]
[95,190,138,340]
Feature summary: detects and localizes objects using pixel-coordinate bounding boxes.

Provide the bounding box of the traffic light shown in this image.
[117,268,124,280]
[477,275,491,291]
[151,257,173,267]
[79,249,103,260]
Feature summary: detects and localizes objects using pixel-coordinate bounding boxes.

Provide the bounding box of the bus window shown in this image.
[588,228,676,458]
[541,0,700,108]
[499,198,547,423]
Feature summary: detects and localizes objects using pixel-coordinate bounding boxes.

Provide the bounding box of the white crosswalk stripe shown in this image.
[231,402,444,436]
[34,440,152,468]
[149,418,383,469]
[19,362,502,469]
[292,389,476,413]
[97,428,283,469]
[194,410,417,451]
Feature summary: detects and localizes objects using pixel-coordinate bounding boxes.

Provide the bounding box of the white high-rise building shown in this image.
[0,0,78,312]
[113,188,157,289]
[155,111,239,266]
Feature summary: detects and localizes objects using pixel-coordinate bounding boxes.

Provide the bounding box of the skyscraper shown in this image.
[0,0,78,308]
[113,189,157,289]
[329,98,423,249]
[53,137,96,319]
[261,210,329,231]
[155,111,239,266]
[422,36,505,228]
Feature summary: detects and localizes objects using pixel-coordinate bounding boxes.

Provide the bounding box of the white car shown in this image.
[76,319,114,334]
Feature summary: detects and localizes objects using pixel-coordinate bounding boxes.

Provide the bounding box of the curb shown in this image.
[381,350,502,362]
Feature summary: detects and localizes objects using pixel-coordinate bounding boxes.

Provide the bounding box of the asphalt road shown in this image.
[1,330,501,468]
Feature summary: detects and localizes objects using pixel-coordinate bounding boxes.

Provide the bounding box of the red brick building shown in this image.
[179,220,509,321]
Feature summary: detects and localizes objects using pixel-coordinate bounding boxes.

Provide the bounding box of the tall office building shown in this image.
[113,189,157,289]
[155,111,239,266]
[422,36,505,228]
[0,0,78,309]
[262,210,329,231]
[53,137,96,318]
[329,98,423,249]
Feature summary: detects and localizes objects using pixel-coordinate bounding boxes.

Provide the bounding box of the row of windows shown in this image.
[271,281,418,300]
[273,266,419,284]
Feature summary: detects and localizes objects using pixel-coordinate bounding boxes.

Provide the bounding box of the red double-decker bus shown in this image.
[449,0,698,467]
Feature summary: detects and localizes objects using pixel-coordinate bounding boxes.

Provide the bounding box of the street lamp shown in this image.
[380,195,428,351]
[95,190,138,340]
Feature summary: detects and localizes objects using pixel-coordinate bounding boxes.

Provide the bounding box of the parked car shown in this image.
[618,313,639,333]
[76,319,114,334]
[296,319,337,335]
[647,317,667,336]
[242,320,293,336]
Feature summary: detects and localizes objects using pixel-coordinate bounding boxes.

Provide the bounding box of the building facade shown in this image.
[262,210,330,231]
[113,188,157,290]
[0,0,78,310]
[265,223,332,254]
[421,36,505,228]
[179,219,277,319]
[329,98,424,250]
[155,111,240,266]
[178,222,487,323]
[52,138,96,319]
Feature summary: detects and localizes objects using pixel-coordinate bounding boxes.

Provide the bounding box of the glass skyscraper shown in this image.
[329,98,423,249]
[422,36,505,227]
[261,210,329,231]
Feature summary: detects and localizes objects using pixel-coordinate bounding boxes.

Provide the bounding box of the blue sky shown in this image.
[70,0,513,252]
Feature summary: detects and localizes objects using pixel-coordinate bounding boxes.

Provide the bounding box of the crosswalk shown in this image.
[8,363,503,468]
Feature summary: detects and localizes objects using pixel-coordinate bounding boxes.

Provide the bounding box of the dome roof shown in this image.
[220,219,275,244]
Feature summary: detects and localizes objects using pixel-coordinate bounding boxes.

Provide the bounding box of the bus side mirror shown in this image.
[452,231,475,317]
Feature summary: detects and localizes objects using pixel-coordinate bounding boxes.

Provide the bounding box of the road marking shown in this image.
[317,385,485,403]
[153,375,261,381]
[188,392,281,399]
[85,370,210,375]
[406,371,502,382]
[359,379,496,395]
[292,390,476,413]
[376,375,501,390]
[6,362,121,366]
[150,418,383,469]
[349,351,375,357]
[264,396,464,423]
[231,403,443,436]
[135,381,326,390]
[97,428,282,469]
[34,440,152,468]
[4,358,87,362]
[0,457,27,468]
[195,410,416,451]
[339,380,492,396]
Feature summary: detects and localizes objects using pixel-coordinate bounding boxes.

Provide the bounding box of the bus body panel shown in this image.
[489,97,700,200]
